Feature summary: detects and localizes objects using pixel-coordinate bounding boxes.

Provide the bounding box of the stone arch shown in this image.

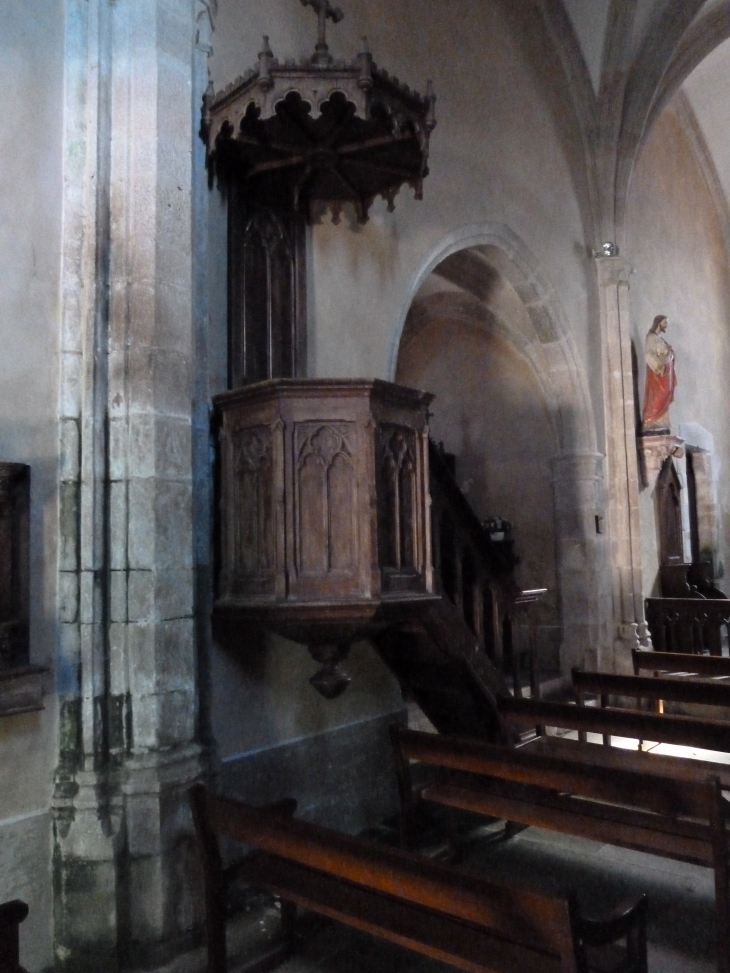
[388,223,597,456]
[392,225,606,673]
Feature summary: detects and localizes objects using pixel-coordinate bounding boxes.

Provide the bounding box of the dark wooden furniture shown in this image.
[213,377,545,724]
[189,784,649,973]
[213,378,437,695]
[645,596,730,655]
[655,458,684,568]
[390,725,729,972]
[227,197,306,389]
[202,10,436,225]
[0,465,45,717]
[0,900,28,973]
[427,442,544,691]
[633,648,730,680]
[0,465,29,669]
[499,695,730,756]
[572,666,730,712]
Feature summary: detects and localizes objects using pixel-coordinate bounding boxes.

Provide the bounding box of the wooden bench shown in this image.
[390,725,730,972]
[0,901,28,973]
[189,783,649,973]
[572,666,730,716]
[500,694,730,762]
[633,649,730,681]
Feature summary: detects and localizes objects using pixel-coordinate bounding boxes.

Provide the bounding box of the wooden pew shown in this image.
[390,725,730,973]
[572,666,730,712]
[633,649,730,681]
[500,694,730,759]
[189,784,649,973]
[0,901,28,973]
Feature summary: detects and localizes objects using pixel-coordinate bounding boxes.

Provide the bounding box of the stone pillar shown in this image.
[595,256,650,671]
[551,452,610,672]
[54,1,207,969]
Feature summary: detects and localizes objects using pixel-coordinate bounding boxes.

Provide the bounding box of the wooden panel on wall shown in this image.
[0,464,30,669]
[228,190,306,389]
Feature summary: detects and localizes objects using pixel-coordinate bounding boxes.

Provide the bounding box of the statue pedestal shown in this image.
[638,432,684,491]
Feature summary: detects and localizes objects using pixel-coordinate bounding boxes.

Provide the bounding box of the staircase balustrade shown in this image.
[645,596,730,655]
[428,442,545,697]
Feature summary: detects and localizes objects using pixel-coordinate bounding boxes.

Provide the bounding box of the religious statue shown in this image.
[642,314,677,432]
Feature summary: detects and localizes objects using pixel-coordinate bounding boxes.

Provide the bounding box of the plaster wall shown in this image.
[395,302,561,652]
[562,0,610,91]
[626,103,730,594]
[209,0,594,402]
[0,0,64,967]
[206,0,598,766]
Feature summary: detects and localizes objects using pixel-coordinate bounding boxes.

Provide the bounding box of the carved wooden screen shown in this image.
[655,458,684,566]
[228,189,307,388]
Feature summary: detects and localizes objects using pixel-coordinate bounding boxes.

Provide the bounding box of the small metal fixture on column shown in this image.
[202,0,437,223]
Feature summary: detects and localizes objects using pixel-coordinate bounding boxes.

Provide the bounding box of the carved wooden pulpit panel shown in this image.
[214,379,436,667]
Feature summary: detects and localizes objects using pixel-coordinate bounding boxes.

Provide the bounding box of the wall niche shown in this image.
[0,463,45,715]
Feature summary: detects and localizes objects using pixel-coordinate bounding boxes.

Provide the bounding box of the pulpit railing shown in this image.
[645,596,730,656]
[428,442,545,695]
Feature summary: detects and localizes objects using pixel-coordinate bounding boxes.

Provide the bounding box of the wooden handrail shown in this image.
[428,440,544,692]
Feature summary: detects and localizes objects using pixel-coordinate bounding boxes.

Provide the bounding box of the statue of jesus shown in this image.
[642,314,677,432]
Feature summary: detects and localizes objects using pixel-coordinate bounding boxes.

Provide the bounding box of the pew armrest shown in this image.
[0,899,29,973]
[579,894,648,973]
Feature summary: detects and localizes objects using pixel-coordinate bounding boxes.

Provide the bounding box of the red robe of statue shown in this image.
[642,340,676,428]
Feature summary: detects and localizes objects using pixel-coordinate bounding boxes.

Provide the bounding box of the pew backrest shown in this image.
[392,726,711,820]
[632,649,730,680]
[572,667,730,708]
[498,694,730,753]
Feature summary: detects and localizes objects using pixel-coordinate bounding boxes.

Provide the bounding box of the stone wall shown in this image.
[0,0,64,967]
[627,101,730,594]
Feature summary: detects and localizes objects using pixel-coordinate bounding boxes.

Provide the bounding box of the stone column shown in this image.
[595,256,650,671]
[54,1,207,969]
[551,452,610,672]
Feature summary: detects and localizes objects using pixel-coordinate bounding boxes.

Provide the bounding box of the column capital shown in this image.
[550,451,604,482]
[595,255,631,287]
[638,433,685,491]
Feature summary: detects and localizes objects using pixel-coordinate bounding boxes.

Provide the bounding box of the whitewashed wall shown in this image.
[0,1,63,968]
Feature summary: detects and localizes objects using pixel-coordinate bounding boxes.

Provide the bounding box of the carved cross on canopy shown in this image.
[301,0,344,64]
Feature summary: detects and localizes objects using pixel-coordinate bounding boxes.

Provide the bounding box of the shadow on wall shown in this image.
[395,242,608,672]
[396,272,562,666]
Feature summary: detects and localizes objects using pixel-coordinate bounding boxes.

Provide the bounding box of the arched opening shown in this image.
[395,237,601,674]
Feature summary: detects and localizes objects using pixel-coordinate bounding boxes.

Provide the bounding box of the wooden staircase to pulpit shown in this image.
[213,378,542,741]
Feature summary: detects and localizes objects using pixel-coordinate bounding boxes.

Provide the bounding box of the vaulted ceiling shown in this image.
[536,0,730,239]
[556,0,730,229]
